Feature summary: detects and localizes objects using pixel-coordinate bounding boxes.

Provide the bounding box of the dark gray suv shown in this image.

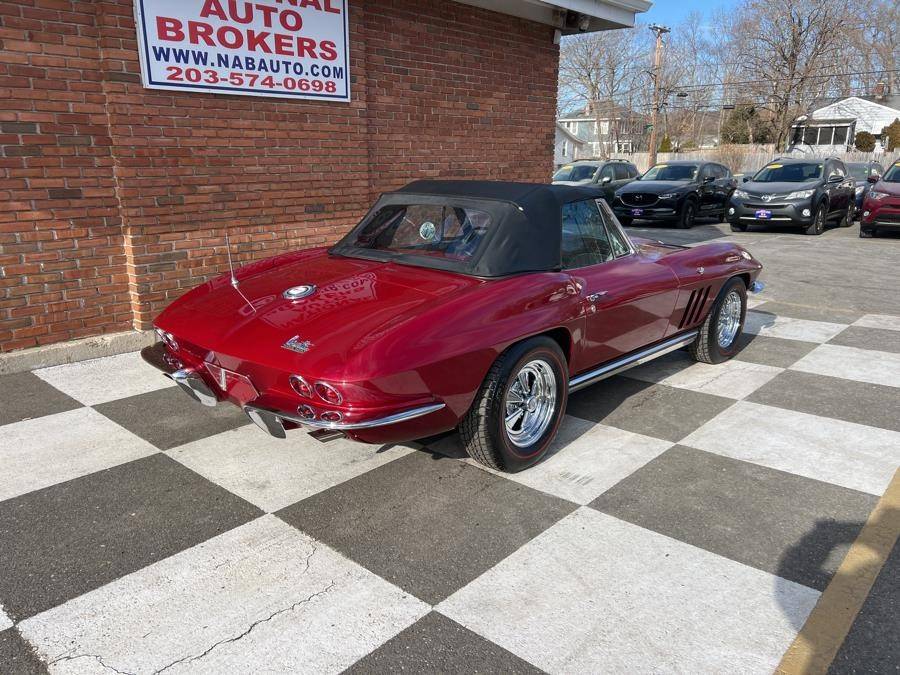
[552,159,640,202]
[728,157,855,235]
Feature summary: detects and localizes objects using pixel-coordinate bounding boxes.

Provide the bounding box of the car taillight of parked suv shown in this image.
[860,160,900,238]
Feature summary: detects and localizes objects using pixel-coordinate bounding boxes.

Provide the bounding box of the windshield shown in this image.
[553,164,598,181]
[846,164,870,181]
[753,162,823,182]
[640,164,698,181]
[882,164,900,182]
[341,203,492,262]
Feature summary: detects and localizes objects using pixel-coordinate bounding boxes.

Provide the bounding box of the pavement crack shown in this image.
[153,578,336,674]
[48,652,136,675]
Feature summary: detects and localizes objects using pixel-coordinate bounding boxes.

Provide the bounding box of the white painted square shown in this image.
[438,508,819,674]
[790,344,900,389]
[20,516,429,674]
[0,408,158,502]
[435,416,671,505]
[0,602,12,631]
[853,314,900,332]
[34,351,174,406]
[682,401,900,495]
[623,351,782,399]
[167,425,417,512]
[744,312,847,343]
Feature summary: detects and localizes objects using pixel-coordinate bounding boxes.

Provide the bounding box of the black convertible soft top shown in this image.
[330,180,606,277]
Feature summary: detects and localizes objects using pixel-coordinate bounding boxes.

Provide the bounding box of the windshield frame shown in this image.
[882,164,900,182]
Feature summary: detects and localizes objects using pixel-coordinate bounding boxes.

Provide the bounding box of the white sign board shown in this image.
[134,0,349,101]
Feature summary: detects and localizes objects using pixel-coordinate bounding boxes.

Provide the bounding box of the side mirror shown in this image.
[600,175,612,185]
[742,175,751,183]
[867,174,880,184]
[827,174,842,183]
[703,175,715,184]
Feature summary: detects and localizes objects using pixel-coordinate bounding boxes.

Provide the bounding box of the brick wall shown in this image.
[0,0,558,352]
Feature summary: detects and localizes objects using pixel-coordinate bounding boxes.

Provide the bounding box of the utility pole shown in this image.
[647,24,670,166]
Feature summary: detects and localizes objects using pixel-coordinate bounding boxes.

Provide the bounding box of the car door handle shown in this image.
[587,291,608,302]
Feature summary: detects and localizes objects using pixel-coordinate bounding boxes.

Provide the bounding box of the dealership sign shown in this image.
[134,0,349,101]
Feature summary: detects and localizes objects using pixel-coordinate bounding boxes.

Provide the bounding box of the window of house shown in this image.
[833,126,849,145]
[817,127,835,145]
[561,199,615,269]
[803,127,818,145]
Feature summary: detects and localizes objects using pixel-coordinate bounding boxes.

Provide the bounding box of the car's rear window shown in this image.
[347,204,493,262]
[847,164,870,180]
[753,162,823,182]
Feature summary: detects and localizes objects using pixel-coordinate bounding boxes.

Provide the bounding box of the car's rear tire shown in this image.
[804,203,826,235]
[839,202,854,227]
[690,277,747,364]
[460,337,567,473]
[730,222,748,232]
[676,199,697,229]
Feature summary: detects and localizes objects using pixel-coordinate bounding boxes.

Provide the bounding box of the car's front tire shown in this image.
[618,216,633,227]
[690,277,747,364]
[676,198,697,229]
[860,227,875,238]
[804,203,826,235]
[460,336,567,472]
[730,221,748,232]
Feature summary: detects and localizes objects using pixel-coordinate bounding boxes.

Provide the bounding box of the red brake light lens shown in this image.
[314,382,342,405]
[289,375,312,398]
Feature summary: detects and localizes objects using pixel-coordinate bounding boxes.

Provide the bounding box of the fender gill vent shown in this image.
[679,286,711,329]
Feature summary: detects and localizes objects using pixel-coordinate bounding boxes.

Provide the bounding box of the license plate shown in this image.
[631,208,644,216]
[204,362,258,403]
[755,209,772,219]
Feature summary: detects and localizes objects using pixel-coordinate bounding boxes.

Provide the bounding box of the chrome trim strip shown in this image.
[169,369,218,407]
[568,331,699,393]
[243,402,446,433]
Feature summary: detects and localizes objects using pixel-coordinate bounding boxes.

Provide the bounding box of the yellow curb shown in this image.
[776,468,900,675]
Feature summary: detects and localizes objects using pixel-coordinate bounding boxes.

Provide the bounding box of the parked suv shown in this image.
[612,161,735,228]
[860,160,900,238]
[846,161,885,212]
[552,159,640,202]
[728,157,855,235]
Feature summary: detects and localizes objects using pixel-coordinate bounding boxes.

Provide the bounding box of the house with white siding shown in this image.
[554,122,586,167]
[787,92,900,154]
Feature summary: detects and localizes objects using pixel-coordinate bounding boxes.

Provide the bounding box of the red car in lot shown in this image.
[143,181,763,472]
[860,160,900,238]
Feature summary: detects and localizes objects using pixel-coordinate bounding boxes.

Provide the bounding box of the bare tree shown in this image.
[728,0,845,148]
[558,28,646,158]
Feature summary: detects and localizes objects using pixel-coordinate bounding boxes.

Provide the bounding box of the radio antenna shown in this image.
[224,232,256,313]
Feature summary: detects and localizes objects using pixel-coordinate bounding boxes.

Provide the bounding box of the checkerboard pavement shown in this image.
[2,306,899,673]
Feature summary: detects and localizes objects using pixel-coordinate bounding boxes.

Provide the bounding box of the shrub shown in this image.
[854,131,876,152]
[658,135,674,153]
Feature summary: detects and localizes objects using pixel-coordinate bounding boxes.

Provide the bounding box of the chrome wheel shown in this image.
[716,290,743,348]
[504,359,557,448]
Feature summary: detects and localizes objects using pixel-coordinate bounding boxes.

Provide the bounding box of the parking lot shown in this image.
[1,220,898,674]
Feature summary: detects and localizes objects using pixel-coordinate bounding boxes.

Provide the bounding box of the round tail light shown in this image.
[297,405,316,420]
[314,382,342,405]
[289,375,312,398]
[319,411,343,423]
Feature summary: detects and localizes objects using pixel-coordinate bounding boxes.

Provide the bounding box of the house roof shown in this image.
[809,96,900,134]
[555,122,585,144]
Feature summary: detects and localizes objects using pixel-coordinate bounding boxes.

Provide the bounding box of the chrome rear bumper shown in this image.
[140,342,218,407]
[242,402,446,439]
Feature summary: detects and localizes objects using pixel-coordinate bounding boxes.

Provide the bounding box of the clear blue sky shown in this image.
[641,0,733,28]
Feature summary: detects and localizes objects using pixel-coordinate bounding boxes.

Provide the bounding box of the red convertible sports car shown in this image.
[143,181,763,472]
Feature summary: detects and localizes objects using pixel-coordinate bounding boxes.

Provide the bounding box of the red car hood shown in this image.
[872,180,900,196]
[157,248,482,374]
